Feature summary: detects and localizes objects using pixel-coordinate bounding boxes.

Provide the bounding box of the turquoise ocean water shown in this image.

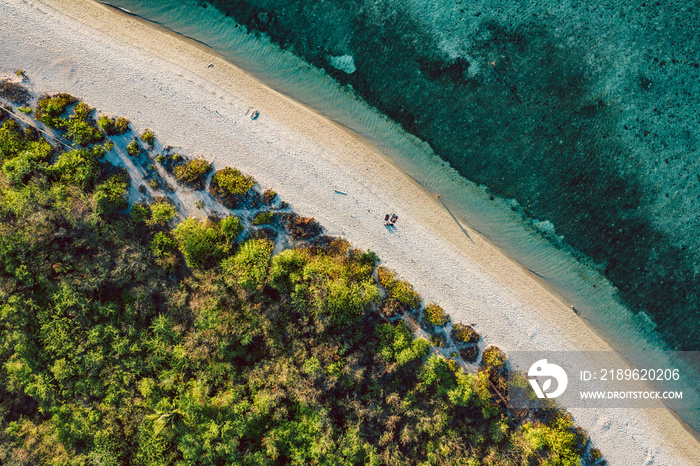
[99,0,699,431]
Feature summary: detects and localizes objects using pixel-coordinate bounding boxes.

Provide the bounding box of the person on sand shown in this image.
[390,214,398,224]
[384,214,390,222]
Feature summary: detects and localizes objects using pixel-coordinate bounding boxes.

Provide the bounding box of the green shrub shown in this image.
[424,303,449,326]
[209,167,255,207]
[49,149,100,189]
[213,167,255,195]
[21,140,53,163]
[149,231,179,272]
[66,118,104,146]
[377,322,430,366]
[126,140,141,157]
[140,129,155,146]
[150,231,177,258]
[94,175,129,215]
[517,415,580,465]
[97,115,113,133]
[130,203,150,223]
[377,266,420,309]
[98,115,130,136]
[5,137,47,179]
[96,115,130,136]
[174,158,211,190]
[271,252,379,325]
[156,154,164,164]
[2,155,33,185]
[73,102,94,120]
[18,107,32,115]
[451,323,480,344]
[171,153,182,162]
[220,216,243,242]
[172,218,225,269]
[222,239,274,290]
[480,346,505,370]
[253,211,274,225]
[0,120,25,159]
[0,125,53,185]
[149,201,177,225]
[35,93,76,128]
[114,117,130,135]
[268,249,309,293]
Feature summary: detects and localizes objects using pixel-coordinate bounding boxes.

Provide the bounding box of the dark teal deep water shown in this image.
[100,0,700,427]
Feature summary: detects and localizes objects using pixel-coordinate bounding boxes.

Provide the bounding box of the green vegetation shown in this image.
[173,158,211,190]
[97,115,130,136]
[253,210,274,225]
[35,93,76,128]
[126,139,142,156]
[452,323,481,344]
[0,125,53,186]
[17,107,31,115]
[378,265,421,310]
[424,302,449,326]
[149,231,180,272]
[65,103,104,147]
[33,98,103,146]
[172,217,227,269]
[156,154,164,164]
[94,173,129,215]
[48,145,108,190]
[73,102,92,120]
[223,238,274,290]
[140,128,155,146]
[148,201,177,226]
[0,111,593,465]
[114,117,130,135]
[209,166,255,207]
[220,215,243,241]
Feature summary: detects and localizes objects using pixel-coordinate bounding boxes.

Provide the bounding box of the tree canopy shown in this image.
[0,108,595,465]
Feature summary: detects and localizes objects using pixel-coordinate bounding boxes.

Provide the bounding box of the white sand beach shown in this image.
[1,0,698,463]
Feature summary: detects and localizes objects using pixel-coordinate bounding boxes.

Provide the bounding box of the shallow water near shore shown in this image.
[100,0,699,431]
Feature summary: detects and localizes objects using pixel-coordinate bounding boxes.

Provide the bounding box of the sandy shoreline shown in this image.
[2,0,698,463]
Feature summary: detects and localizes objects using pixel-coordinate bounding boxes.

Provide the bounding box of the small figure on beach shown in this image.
[384,214,390,222]
[390,214,398,224]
